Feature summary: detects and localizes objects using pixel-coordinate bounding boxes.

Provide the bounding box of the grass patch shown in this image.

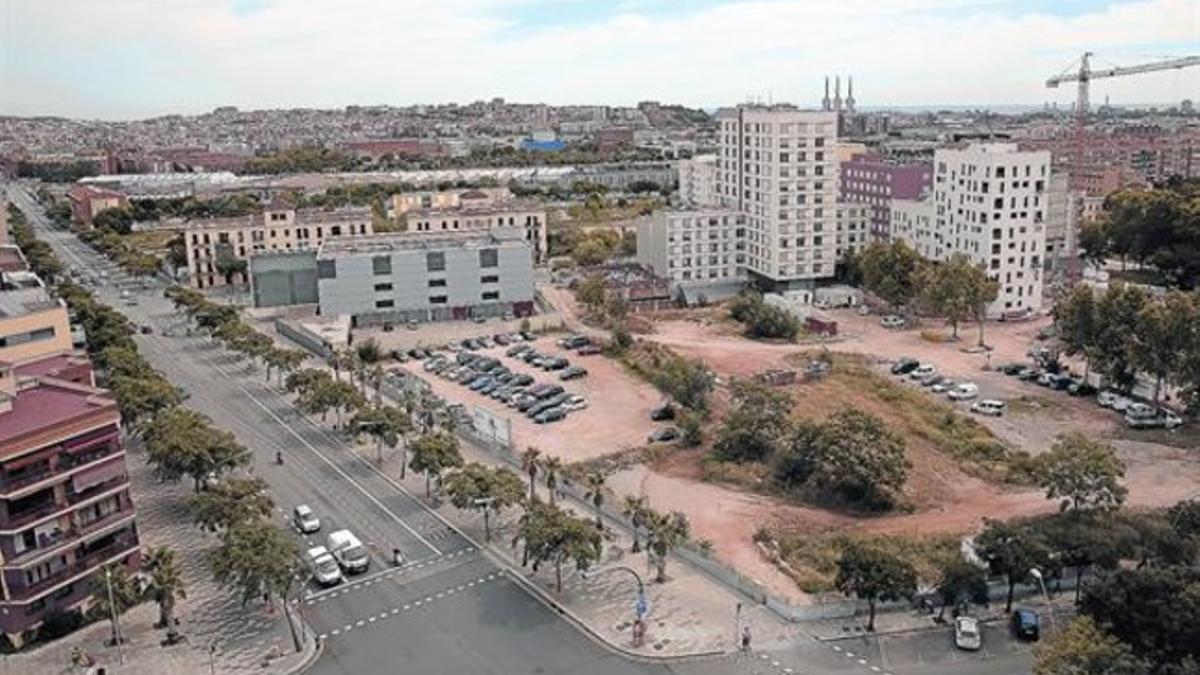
[699,455,771,487]
[757,527,961,594]
[784,351,1036,485]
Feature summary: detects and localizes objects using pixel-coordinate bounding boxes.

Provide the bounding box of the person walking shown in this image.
[741,625,752,653]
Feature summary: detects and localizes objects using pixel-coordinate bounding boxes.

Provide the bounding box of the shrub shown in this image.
[37,608,85,641]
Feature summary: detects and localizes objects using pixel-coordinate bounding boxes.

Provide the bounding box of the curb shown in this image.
[813,612,1014,642]
[281,634,324,675]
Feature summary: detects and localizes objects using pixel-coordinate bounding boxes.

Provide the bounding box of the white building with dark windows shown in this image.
[636,208,746,285]
[677,155,719,207]
[715,105,840,291]
[315,230,535,326]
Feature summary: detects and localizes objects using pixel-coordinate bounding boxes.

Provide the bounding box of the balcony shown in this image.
[4,507,136,570]
[5,530,139,603]
[4,496,61,531]
[0,465,55,494]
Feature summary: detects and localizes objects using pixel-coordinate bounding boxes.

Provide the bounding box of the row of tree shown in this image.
[77,226,161,280]
[1055,283,1200,410]
[7,205,64,282]
[849,241,999,344]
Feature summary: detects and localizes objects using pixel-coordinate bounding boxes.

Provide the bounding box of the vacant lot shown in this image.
[398,337,663,463]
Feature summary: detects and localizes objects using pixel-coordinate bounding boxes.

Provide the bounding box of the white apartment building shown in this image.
[184,206,374,289]
[891,143,1050,318]
[677,155,719,207]
[637,208,746,285]
[835,202,870,261]
[715,105,840,290]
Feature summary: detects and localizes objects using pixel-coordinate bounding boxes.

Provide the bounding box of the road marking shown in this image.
[197,354,443,556]
[832,645,842,652]
[356,620,365,627]
[871,668,882,672]
[858,659,868,665]
[403,604,410,610]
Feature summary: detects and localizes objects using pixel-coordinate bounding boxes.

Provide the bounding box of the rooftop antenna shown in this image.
[822,76,831,111]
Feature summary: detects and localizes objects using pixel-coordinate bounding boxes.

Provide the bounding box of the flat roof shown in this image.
[407,199,544,219]
[184,207,371,231]
[0,380,117,453]
[318,229,527,257]
[0,286,62,319]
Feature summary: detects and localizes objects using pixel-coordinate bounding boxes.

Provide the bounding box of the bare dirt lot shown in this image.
[397,337,664,463]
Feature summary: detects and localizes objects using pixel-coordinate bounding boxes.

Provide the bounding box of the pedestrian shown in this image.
[741,625,752,652]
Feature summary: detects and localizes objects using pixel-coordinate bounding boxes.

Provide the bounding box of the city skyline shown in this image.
[2,0,1197,120]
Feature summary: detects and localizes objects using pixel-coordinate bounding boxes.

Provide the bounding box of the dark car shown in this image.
[494,334,512,346]
[521,350,541,364]
[1068,381,1098,397]
[469,376,493,392]
[577,344,603,356]
[457,370,478,384]
[891,358,920,375]
[520,331,536,341]
[544,358,569,371]
[533,384,564,400]
[457,351,480,365]
[650,405,675,421]
[559,366,587,381]
[534,407,567,424]
[528,393,568,417]
[1001,363,1027,376]
[1016,367,1041,381]
[1011,609,1040,641]
[1048,374,1074,391]
[511,373,534,387]
[648,427,679,443]
[514,395,539,411]
[507,344,531,357]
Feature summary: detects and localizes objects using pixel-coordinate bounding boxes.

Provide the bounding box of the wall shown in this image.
[0,305,73,363]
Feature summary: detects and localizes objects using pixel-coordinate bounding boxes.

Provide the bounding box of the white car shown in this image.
[880,315,905,329]
[1097,390,1122,408]
[930,380,956,394]
[954,616,982,651]
[971,399,1005,417]
[909,364,937,380]
[948,383,980,400]
[306,546,343,586]
[562,395,588,411]
[293,504,321,534]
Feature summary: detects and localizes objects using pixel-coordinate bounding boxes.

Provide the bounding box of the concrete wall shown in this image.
[0,304,73,363]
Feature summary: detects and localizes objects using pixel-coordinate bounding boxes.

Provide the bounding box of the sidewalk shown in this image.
[1,444,318,675]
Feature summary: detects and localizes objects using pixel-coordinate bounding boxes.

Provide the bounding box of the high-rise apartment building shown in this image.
[677,155,719,207]
[715,105,840,291]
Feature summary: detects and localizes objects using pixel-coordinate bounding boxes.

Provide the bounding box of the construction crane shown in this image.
[1046,52,1200,116]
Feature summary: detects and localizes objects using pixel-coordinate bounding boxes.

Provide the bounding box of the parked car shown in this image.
[1012,609,1040,641]
[511,373,534,387]
[1109,395,1135,412]
[469,376,493,392]
[528,393,568,417]
[1016,367,1041,382]
[1001,363,1027,376]
[891,358,920,375]
[327,530,369,574]
[909,364,937,380]
[534,407,568,424]
[520,331,537,341]
[919,373,944,387]
[292,504,321,534]
[930,379,956,394]
[562,394,588,411]
[880,315,905,329]
[513,394,538,411]
[948,383,980,400]
[971,399,1005,416]
[1036,372,1056,387]
[1097,390,1123,408]
[306,546,343,586]
[577,344,603,356]
[648,427,679,443]
[1125,407,1183,430]
[543,357,569,371]
[521,350,541,364]
[507,344,531,357]
[650,405,676,421]
[559,365,588,380]
[954,616,982,651]
[494,334,512,346]
[1047,374,1074,391]
[1067,381,1098,397]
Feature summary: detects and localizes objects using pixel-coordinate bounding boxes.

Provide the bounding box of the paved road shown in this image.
[9,183,1035,675]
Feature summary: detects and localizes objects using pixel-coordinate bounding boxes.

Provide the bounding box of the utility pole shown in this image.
[105,567,124,664]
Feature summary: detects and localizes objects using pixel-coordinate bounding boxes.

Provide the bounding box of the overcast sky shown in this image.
[1,0,1196,120]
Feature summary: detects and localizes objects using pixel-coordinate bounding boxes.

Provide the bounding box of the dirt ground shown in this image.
[397,336,663,463]
[537,288,1200,602]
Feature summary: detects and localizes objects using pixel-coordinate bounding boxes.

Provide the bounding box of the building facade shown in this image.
[834,202,870,261]
[636,208,745,285]
[0,358,138,645]
[839,153,933,240]
[66,186,127,226]
[677,155,719,207]
[316,231,535,326]
[715,105,840,291]
[406,201,548,263]
[184,206,374,289]
[889,198,941,260]
[0,272,73,364]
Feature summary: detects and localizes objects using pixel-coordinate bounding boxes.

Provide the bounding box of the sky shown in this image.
[0,0,1196,120]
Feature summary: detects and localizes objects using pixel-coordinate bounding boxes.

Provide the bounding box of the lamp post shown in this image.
[1029,567,1057,632]
[582,565,648,621]
[105,567,124,664]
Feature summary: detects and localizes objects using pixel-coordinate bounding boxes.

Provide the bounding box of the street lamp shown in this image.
[581,565,648,622]
[105,567,124,664]
[1029,567,1057,632]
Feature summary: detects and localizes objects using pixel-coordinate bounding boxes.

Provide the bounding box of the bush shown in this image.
[37,608,85,641]
[729,291,800,341]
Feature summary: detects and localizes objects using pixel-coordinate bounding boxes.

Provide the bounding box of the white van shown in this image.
[948,383,979,400]
[306,546,343,586]
[971,399,1005,417]
[327,530,369,574]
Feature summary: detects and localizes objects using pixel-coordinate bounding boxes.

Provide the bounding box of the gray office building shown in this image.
[316,229,535,326]
[249,252,320,308]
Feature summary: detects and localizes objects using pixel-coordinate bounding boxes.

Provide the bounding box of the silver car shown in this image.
[293,504,321,534]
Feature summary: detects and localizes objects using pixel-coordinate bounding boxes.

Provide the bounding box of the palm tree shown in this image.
[645,510,690,583]
[622,495,648,553]
[143,546,187,643]
[521,447,542,502]
[583,469,608,530]
[542,457,564,506]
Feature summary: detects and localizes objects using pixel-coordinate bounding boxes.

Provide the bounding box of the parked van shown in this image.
[971,399,1005,417]
[306,546,343,586]
[948,383,980,400]
[327,530,369,573]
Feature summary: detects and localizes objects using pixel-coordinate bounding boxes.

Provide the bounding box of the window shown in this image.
[480,275,499,284]
[372,256,392,275]
[479,248,498,268]
[428,279,447,288]
[426,252,445,272]
[317,260,337,279]
[482,291,500,301]
[374,283,393,292]
[429,295,448,304]
[375,299,395,309]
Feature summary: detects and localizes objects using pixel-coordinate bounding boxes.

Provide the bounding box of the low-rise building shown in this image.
[636,208,746,286]
[406,200,547,263]
[66,185,127,226]
[183,206,374,289]
[0,357,139,646]
[0,271,73,364]
[316,230,535,326]
[389,188,512,217]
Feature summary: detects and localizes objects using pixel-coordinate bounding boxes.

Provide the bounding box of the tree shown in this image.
[1036,432,1127,512]
[408,432,464,497]
[576,275,607,316]
[188,477,275,531]
[974,519,1049,612]
[1094,284,1150,392]
[652,354,714,413]
[1030,512,1133,604]
[143,546,187,642]
[622,495,649,553]
[920,254,999,343]
[88,563,141,645]
[516,503,603,593]
[806,408,910,510]
[713,380,793,462]
[858,240,928,312]
[645,510,690,583]
[934,558,989,620]
[350,404,413,464]
[264,347,306,385]
[207,520,299,606]
[542,456,564,506]
[583,469,609,529]
[1055,284,1101,381]
[443,463,525,541]
[285,367,330,395]
[1034,616,1147,675]
[728,291,800,340]
[1131,292,1195,405]
[143,408,250,491]
[1080,565,1200,671]
[521,447,542,502]
[834,542,918,631]
[109,374,182,434]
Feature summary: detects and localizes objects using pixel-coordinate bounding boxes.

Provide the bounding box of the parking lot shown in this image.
[397,334,664,463]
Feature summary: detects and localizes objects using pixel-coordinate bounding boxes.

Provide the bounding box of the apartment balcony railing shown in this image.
[3,507,137,569]
[4,531,139,602]
[4,499,62,531]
